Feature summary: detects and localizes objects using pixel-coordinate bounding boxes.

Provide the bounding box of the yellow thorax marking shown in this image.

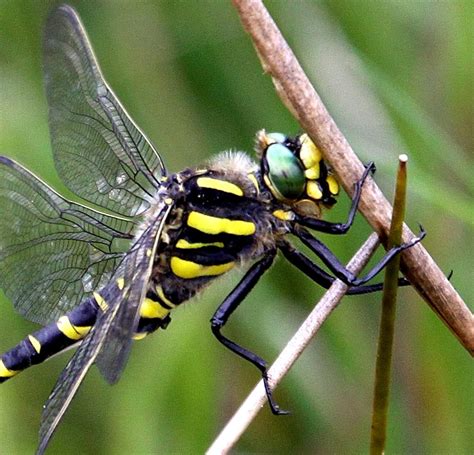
[272,209,294,221]
[28,335,41,354]
[176,239,225,249]
[57,316,91,341]
[140,298,170,319]
[196,177,244,196]
[247,173,260,193]
[170,257,235,279]
[187,211,255,236]
[0,360,18,378]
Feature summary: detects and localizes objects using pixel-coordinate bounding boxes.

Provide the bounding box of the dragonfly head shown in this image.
[256,130,339,218]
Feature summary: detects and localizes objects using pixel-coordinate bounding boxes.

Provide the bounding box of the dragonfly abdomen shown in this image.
[0,289,172,382]
[0,298,97,382]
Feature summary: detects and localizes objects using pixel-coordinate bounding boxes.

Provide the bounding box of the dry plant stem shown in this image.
[206,234,381,455]
[370,155,408,454]
[232,0,473,354]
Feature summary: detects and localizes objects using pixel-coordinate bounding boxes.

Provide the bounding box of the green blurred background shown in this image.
[0,1,472,454]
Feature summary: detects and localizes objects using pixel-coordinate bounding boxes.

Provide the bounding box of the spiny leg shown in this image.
[210,250,288,415]
[292,225,426,287]
[278,240,410,294]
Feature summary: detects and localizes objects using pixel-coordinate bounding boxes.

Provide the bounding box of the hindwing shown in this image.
[0,157,135,325]
[37,202,173,454]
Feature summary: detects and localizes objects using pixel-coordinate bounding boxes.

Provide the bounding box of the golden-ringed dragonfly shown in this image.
[0,5,425,454]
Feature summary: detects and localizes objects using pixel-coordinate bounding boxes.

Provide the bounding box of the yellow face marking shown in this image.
[28,335,41,354]
[196,177,244,196]
[133,332,148,341]
[57,316,91,341]
[247,173,260,193]
[164,197,173,205]
[187,211,255,236]
[0,360,19,378]
[326,175,339,195]
[304,165,320,180]
[116,277,125,290]
[140,298,170,319]
[272,209,294,221]
[94,291,109,312]
[155,285,176,308]
[146,248,152,257]
[170,256,235,279]
[306,181,323,200]
[299,134,322,168]
[176,239,225,249]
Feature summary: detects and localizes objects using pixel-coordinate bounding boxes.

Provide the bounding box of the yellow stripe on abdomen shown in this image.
[57,316,91,341]
[140,298,170,319]
[28,335,41,354]
[170,256,235,279]
[93,291,109,312]
[0,359,18,379]
[187,211,255,236]
[196,177,244,196]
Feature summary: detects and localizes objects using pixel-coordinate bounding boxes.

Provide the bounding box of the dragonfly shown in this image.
[0,5,424,454]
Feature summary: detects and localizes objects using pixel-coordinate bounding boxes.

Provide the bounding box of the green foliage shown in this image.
[0,1,471,453]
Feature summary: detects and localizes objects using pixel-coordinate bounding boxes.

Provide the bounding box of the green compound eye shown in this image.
[265,143,306,199]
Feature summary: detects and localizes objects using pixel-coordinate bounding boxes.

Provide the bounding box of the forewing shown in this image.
[96,204,172,383]
[37,202,172,455]
[0,157,135,325]
[44,5,166,217]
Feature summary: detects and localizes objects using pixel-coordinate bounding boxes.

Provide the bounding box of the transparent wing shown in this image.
[37,202,172,455]
[0,156,135,325]
[44,5,166,217]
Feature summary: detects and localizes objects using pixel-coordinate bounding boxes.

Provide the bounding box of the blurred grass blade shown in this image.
[363,58,473,191]
[370,155,408,454]
[362,59,473,226]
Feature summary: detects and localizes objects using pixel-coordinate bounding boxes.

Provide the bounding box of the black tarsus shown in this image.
[210,250,289,415]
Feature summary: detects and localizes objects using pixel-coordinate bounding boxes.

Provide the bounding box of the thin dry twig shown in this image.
[207,234,381,455]
[232,0,473,354]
